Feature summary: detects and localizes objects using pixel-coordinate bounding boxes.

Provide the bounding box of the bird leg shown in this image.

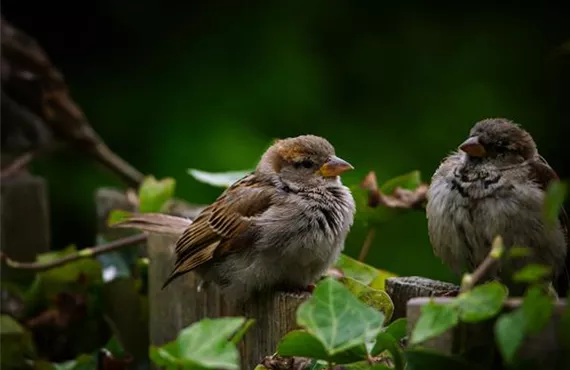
[0,151,34,179]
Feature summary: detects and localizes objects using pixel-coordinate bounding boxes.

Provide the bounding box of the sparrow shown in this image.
[115,135,356,301]
[426,118,569,297]
[0,15,143,187]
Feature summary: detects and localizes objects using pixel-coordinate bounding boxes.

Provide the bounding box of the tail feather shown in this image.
[112,213,191,236]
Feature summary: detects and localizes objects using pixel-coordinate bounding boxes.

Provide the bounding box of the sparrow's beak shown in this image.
[319,156,354,177]
[459,136,487,157]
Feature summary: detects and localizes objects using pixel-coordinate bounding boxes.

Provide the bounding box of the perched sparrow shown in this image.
[426,118,569,297]
[116,135,356,301]
[0,16,143,186]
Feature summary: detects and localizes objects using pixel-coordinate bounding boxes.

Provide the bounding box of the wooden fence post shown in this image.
[407,297,568,369]
[147,234,308,370]
[385,276,459,321]
[1,171,50,282]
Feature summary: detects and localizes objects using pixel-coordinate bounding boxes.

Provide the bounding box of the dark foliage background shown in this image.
[2,1,569,284]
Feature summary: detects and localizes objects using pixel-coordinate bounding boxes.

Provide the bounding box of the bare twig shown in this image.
[0,233,147,272]
[360,171,427,210]
[0,151,35,179]
[460,235,505,293]
[358,228,376,262]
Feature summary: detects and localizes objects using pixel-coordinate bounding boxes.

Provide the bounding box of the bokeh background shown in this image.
[3,1,569,284]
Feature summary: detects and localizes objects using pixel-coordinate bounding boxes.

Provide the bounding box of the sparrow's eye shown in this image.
[294,159,314,169]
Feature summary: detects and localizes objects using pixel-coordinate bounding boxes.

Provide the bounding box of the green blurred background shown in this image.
[3,1,569,284]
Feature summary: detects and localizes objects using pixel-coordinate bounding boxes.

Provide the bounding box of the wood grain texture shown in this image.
[385,276,460,321]
[0,171,50,282]
[148,234,308,370]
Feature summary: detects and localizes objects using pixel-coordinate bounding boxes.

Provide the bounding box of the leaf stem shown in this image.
[0,233,147,271]
[460,235,505,293]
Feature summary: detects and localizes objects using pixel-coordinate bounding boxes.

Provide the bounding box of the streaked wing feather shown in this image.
[163,173,273,288]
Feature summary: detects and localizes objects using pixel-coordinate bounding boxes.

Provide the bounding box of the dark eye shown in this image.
[294,159,314,169]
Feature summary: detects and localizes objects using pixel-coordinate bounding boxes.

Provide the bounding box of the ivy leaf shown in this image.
[106,210,132,227]
[335,254,397,290]
[522,286,553,334]
[512,264,552,283]
[507,246,533,259]
[371,333,403,370]
[229,319,255,344]
[494,309,526,364]
[149,317,247,370]
[177,317,246,370]
[138,176,176,213]
[543,180,567,228]
[296,278,385,355]
[410,302,459,344]
[187,169,251,188]
[455,281,508,322]
[0,315,35,369]
[383,318,408,341]
[339,277,394,322]
[149,342,179,370]
[277,330,367,364]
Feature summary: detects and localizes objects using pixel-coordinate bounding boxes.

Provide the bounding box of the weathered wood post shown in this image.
[385,276,460,321]
[95,188,149,365]
[1,171,50,282]
[406,297,568,369]
[148,234,309,370]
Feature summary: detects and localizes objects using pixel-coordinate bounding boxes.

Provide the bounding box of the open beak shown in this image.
[459,136,487,157]
[319,156,354,177]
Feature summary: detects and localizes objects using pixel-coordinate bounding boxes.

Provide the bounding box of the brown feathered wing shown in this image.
[162,174,275,289]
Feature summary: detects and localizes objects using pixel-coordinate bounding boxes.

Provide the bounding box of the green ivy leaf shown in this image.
[277,330,367,364]
[106,209,132,227]
[522,286,554,334]
[410,302,459,344]
[149,342,179,370]
[512,264,552,283]
[494,309,526,364]
[138,176,176,213]
[229,319,255,345]
[383,318,408,341]
[339,277,394,323]
[296,278,385,355]
[149,317,248,370]
[543,180,567,228]
[187,169,251,188]
[371,333,403,370]
[507,246,533,258]
[0,315,35,369]
[177,317,246,370]
[31,246,103,302]
[455,281,508,322]
[335,254,397,290]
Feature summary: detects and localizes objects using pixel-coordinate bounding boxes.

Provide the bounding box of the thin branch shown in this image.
[358,228,376,262]
[460,235,505,293]
[0,233,147,272]
[0,152,35,179]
